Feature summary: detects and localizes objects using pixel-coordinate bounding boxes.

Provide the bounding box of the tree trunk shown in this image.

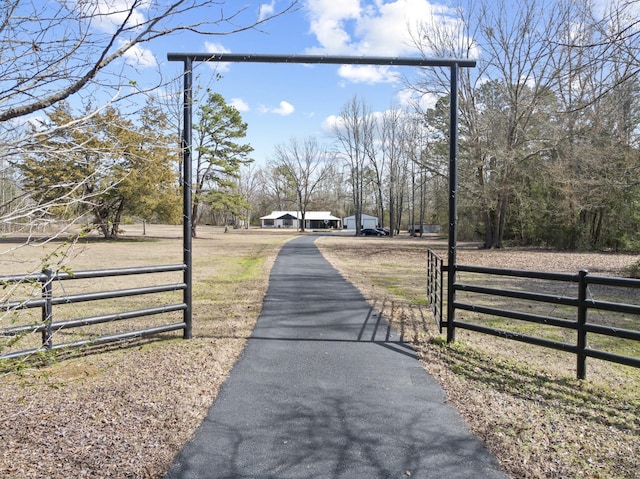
[496,192,508,248]
[483,209,494,249]
[389,195,395,238]
[298,190,305,232]
[191,197,199,238]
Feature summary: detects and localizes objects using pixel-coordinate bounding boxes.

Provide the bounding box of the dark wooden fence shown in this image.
[427,249,640,379]
[0,264,187,360]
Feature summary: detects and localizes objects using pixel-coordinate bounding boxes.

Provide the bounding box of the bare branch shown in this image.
[0,0,300,123]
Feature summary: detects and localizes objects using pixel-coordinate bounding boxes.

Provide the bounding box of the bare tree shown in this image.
[333,96,376,236]
[270,137,335,232]
[380,108,407,236]
[235,163,262,228]
[260,166,297,212]
[365,113,385,230]
[0,0,299,237]
[404,115,430,237]
[411,0,579,248]
[545,1,640,249]
[0,0,299,123]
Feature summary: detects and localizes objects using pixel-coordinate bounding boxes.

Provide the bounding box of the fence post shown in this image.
[181,55,193,340]
[446,63,459,343]
[41,268,53,350]
[439,257,444,334]
[577,269,588,379]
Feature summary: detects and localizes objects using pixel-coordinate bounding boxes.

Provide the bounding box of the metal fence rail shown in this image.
[0,264,188,360]
[427,249,445,333]
[427,249,640,379]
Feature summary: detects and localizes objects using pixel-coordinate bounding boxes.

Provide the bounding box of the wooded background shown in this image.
[2,0,640,250]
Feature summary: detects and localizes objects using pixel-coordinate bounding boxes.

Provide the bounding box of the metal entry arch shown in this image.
[167,52,476,340]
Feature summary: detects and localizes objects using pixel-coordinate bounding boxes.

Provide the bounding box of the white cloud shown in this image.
[271,101,295,116]
[65,0,148,33]
[305,0,455,57]
[259,101,295,116]
[230,98,250,112]
[355,0,435,56]
[259,1,276,21]
[119,40,157,68]
[305,0,361,54]
[304,0,462,85]
[204,41,231,54]
[204,42,232,72]
[396,87,437,111]
[24,115,48,132]
[321,114,342,134]
[62,1,155,68]
[337,64,401,84]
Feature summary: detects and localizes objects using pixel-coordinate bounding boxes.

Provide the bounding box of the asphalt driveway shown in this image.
[164,235,508,479]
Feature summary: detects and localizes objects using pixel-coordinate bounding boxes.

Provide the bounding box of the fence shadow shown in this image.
[430,341,639,433]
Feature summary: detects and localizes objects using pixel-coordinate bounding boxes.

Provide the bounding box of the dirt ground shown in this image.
[0,228,638,478]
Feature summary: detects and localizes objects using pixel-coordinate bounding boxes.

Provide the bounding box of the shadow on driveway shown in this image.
[164,235,508,479]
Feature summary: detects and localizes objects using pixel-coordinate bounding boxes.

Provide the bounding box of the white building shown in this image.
[343,213,379,230]
[260,211,342,229]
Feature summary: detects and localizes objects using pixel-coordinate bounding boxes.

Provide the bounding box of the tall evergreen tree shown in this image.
[192,91,253,237]
[19,102,180,238]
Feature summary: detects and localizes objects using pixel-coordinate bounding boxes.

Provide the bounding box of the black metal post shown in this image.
[182,56,193,340]
[42,269,53,350]
[447,63,459,343]
[577,269,588,379]
[438,256,444,334]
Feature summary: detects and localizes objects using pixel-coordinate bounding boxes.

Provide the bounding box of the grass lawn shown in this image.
[0,225,294,478]
[316,235,640,479]
[0,226,638,478]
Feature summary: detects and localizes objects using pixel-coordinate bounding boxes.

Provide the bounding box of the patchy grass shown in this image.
[0,225,295,478]
[1,228,638,478]
[316,234,640,479]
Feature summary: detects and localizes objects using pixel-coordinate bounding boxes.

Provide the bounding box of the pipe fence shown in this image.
[0,264,187,360]
[427,249,445,333]
[427,249,640,379]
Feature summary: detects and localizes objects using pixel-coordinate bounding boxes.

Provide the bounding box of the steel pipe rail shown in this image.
[1,265,189,360]
[1,323,187,360]
[427,249,640,379]
[167,52,476,68]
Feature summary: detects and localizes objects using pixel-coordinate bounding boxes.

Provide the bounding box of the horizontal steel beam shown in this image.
[54,264,187,281]
[453,320,579,353]
[456,264,578,282]
[4,283,186,310]
[454,302,578,330]
[167,52,476,68]
[455,283,578,307]
[0,264,187,284]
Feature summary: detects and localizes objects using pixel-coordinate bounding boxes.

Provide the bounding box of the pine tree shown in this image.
[20,102,180,238]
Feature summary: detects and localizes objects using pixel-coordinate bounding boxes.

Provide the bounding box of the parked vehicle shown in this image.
[376,227,390,236]
[361,228,383,236]
[408,224,441,234]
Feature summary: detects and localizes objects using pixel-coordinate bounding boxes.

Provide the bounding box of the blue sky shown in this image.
[14,0,623,166]
[145,0,462,164]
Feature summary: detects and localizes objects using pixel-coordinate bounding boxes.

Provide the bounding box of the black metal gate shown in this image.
[427,249,445,333]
